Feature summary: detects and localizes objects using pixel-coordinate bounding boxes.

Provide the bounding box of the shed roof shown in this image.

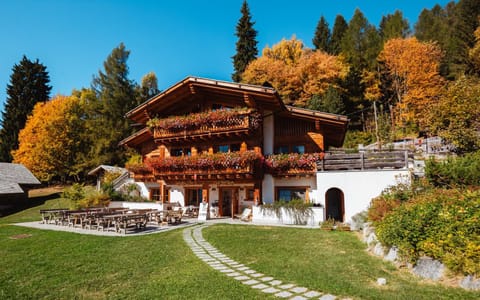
[0,163,41,195]
[87,165,128,176]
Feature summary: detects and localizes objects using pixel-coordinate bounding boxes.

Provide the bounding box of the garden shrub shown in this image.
[425,151,480,188]
[78,191,111,209]
[375,188,480,275]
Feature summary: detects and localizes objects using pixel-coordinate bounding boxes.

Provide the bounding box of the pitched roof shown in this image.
[87,165,128,176]
[0,163,41,195]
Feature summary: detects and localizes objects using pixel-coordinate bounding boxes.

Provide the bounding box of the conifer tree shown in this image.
[329,15,348,55]
[232,0,258,82]
[379,10,410,42]
[0,56,51,162]
[91,43,137,166]
[312,16,330,52]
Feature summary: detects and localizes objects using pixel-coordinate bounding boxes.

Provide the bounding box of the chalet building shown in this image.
[120,77,411,223]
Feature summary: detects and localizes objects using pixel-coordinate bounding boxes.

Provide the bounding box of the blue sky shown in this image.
[0,0,452,115]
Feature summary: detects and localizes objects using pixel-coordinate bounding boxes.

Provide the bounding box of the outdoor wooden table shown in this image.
[113,213,149,234]
[39,209,69,224]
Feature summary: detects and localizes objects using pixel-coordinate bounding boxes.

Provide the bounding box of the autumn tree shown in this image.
[0,56,51,162]
[329,15,348,55]
[92,43,137,166]
[312,16,330,52]
[242,37,348,107]
[12,95,85,182]
[232,0,258,82]
[379,37,444,129]
[427,76,480,153]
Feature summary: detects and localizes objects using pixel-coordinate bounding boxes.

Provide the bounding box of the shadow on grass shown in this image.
[0,192,61,217]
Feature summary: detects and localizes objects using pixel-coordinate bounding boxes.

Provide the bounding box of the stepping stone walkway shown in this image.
[183,224,347,300]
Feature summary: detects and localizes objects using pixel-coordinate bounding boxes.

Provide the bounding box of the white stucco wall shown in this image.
[314,170,411,224]
[262,174,275,204]
[263,111,274,155]
[169,186,185,206]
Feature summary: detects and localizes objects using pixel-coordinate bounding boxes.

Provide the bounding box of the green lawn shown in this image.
[1,193,479,299]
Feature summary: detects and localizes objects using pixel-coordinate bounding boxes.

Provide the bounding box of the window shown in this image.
[292,145,305,154]
[217,143,241,153]
[218,145,229,153]
[246,188,255,201]
[276,188,306,202]
[185,189,203,206]
[171,148,191,157]
[275,146,289,154]
[150,189,161,202]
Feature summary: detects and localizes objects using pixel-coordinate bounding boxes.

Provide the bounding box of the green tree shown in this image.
[232,0,258,82]
[0,56,51,162]
[137,71,160,103]
[329,15,348,55]
[92,43,137,166]
[307,85,345,115]
[379,10,410,42]
[312,16,330,52]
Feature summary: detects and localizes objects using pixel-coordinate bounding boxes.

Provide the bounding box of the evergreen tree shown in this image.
[329,15,348,55]
[137,71,160,103]
[312,16,330,52]
[232,0,258,82]
[380,10,410,42]
[308,85,345,115]
[452,0,480,75]
[91,43,137,166]
[0,56,51,162]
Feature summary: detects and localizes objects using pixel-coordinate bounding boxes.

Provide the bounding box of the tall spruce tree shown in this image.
[329,15,348,55]
[0,56,51,162]
[312,16,331,52]
[232,0,258,82]
[379,10,410,42]
[452,0,480,75]
[91,43,137,166]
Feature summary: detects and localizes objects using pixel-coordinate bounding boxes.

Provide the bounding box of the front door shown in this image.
[220,188,233,217]
[325,188,344,222]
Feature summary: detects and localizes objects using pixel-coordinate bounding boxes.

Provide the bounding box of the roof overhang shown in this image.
[125,76,286,124]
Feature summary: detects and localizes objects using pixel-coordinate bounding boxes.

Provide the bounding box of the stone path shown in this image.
[183,224,347,300]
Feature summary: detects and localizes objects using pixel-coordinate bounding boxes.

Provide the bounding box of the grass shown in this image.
[203,224,480,300]
[1,191,479,299]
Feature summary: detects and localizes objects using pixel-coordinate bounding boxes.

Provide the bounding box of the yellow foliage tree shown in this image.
[12,95,84,182]
[242,36,348,107]
[379,37,444,128]
[469,23,480,74]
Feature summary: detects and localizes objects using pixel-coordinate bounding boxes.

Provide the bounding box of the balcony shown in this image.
[148,108,262,143]
[126,151,263,183]
[264,153,323,177]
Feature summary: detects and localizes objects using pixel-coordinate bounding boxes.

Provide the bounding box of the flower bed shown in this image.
[143,150,262,172]
[147,107,262,132]
[264,152,323,174]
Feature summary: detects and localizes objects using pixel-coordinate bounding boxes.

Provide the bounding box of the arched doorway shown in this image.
[325,188,344,222]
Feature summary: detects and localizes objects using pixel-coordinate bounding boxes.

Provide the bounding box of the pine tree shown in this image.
[232,0,258,82]
[329,15,348,55]
[312,16,330,52]
[379,10,410,42]
[91,43,137,166]
[452,0,480,75]
[0,56,51,162]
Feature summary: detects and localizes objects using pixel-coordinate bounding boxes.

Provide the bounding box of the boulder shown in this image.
[373,243,385,257]
[412,257,445,281]
[460,275,480,291]
[385,246,399,262]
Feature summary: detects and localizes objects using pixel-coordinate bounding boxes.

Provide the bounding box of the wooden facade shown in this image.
[120,77,349,217]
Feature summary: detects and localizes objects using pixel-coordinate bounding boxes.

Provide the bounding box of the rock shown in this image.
[385,246,398,262]
[377,278,387,285]
[362,223,374,241]
[373,243,385,257]
[460,275,480,291]
[412,257,445,281]
[366,232,378,246]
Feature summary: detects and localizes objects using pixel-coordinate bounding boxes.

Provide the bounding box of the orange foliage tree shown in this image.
[242,36,348,107]
[378,37,444,129]
[12,95,85,182]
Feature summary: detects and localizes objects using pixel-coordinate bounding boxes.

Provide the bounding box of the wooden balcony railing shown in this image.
[151,110,261,141]
[319,151,413,171]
